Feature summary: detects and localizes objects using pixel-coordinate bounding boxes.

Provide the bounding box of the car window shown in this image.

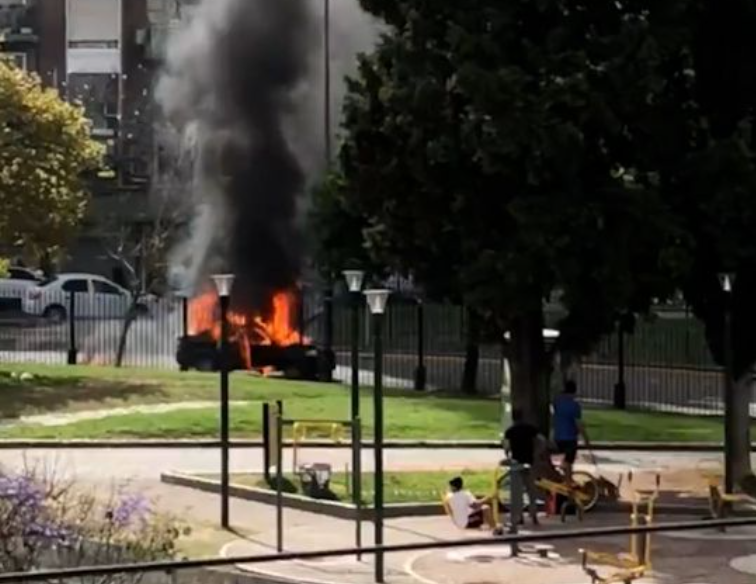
[9,268,36,281]
[93,280,123,295]
[61,279,89,293]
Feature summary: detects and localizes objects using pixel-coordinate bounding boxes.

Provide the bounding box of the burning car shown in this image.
[176,290,334,381]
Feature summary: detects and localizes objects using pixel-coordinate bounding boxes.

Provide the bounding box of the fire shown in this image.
[187,288,305,372]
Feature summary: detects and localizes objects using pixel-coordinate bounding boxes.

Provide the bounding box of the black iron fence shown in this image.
[0,283,726,415]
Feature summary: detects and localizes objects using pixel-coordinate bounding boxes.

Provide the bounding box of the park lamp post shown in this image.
[212,273,235,529]
[343,270,365,416]
[719,272,736,494]
[365,288,390,584]
[344,270,365,557]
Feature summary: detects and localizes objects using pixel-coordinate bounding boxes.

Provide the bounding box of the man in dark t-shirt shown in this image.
[504,409,540,526]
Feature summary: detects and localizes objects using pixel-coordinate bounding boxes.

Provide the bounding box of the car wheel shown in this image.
[43,305,67,324]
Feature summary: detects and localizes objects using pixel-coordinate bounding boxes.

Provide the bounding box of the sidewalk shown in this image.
[127,473,756,584]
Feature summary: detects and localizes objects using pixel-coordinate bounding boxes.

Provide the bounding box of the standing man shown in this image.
[504,409,540,526]
[553,380,589,481]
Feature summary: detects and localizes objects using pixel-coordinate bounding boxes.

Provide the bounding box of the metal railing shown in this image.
[1,516,755,582]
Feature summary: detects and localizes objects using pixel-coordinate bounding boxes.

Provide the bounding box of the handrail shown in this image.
[2,517,756,582]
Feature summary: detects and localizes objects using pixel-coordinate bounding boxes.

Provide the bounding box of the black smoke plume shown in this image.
[157,0,317,313]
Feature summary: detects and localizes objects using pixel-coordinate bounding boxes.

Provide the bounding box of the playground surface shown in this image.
[219,509,756,584]
[1,446,754,583]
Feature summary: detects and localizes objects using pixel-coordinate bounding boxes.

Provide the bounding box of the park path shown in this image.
[0,446,747,584]
[0,401,251,428]
[0,446,725,484]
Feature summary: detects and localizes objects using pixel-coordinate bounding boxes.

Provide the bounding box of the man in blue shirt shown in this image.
[552,380,589,481]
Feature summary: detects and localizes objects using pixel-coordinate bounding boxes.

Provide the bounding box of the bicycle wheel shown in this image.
[572,471,600,511]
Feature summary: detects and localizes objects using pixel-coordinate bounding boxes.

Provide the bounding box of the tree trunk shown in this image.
[509,308,550,433]
[461,308,480,394]
[115,296,139,368]
[733,371,755,492]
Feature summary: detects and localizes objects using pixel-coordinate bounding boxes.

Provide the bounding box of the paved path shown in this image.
[0,401,251,428]
[0,446,725,484]
[0,446,748,584]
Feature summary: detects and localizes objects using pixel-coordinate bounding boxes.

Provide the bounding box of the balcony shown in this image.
[0,0,37,46]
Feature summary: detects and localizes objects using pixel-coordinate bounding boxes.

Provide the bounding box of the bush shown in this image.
[0,465,187,582]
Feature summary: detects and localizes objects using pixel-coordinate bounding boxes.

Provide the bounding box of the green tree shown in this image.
[321,0,679,427]
[650,0,756,490]
[0,60,103,260]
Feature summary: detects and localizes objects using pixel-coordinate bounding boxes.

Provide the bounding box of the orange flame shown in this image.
[187,289,306,372]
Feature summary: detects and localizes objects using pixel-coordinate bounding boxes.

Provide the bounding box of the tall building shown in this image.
[0,0,180,277]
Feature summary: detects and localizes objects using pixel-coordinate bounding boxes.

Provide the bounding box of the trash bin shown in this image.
[297,463,332,499]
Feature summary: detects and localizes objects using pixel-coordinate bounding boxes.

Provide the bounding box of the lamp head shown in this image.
[342,270,365,293]
[718,273,735,293]
[364,289,390,315]
[211,274,236,298]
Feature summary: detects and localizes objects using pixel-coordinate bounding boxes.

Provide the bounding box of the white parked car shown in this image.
[0,267,45,313]
[23,273,152,322]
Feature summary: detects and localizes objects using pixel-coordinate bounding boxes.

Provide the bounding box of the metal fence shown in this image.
[0,283,726,415]
[0,286,183,369]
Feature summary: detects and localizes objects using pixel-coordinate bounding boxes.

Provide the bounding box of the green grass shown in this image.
[0,363,738,442]
[216,470,495,505]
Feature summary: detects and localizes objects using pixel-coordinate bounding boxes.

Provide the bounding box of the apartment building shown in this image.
[0,0,184,276]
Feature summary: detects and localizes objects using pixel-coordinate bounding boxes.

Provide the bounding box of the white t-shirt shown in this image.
[446,490,476,527]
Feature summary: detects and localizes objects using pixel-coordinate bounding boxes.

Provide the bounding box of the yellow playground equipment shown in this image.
[701,470,754,530]
[580,472,660,584]
[492,463,600,525]
[291,421,345,472]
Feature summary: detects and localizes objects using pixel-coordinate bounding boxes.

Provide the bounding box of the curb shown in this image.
[0,439,742,451]
[161,471,718,519]
[161,471,442,520]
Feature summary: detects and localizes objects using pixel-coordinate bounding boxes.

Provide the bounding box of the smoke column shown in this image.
[156,0,378,313]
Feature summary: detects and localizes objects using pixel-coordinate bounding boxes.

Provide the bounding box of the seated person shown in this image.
[444,476,497,531]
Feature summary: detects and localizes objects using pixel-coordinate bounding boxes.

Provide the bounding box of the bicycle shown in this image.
[495,457,601,519]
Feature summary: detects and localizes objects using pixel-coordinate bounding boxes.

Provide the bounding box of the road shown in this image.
[0,446,725,485]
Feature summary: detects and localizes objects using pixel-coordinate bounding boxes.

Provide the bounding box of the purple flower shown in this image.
[23,520,70,546]
[109,493,150,527]
[0,475,44,511]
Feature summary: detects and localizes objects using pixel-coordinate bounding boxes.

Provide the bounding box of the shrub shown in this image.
[0,465,187,582]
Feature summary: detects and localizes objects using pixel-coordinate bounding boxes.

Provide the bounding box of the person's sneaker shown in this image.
[531,516,540,526]
[492,526,505,536]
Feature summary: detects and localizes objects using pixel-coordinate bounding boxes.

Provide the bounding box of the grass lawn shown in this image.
[214,470,495,505]
[0,363,737,443]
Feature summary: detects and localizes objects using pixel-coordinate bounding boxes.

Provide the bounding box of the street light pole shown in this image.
[719,273,736,494]
[365,289,390,584]
[324,0,331,165]
[212,274,235,529]
[343,270,365,556]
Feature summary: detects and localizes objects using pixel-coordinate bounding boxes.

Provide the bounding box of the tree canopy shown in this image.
[316,0,689,423]
[0,60,103,259]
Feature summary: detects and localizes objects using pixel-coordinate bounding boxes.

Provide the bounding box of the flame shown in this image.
[187,289,306,372]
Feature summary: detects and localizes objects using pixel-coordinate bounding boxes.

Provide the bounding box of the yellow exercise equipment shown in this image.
[291,421,344,472]
[491,464,598,527]
[702,471,754,531]
[580,472,659,584]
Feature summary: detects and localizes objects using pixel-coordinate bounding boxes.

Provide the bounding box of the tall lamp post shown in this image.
[343,270,365,553]
[719,272,736,494]
[212,273,235,529]
[365,289,390,584]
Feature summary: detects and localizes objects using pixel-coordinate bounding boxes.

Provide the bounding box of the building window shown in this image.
[67,73,119,135]
[1,52,27,70]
